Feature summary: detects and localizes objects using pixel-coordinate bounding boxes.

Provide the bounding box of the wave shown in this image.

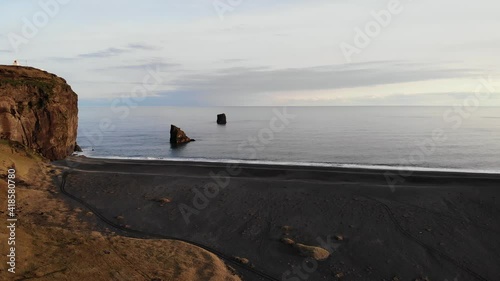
[81,154,500,175]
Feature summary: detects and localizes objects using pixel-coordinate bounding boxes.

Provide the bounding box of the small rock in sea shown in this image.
[217,113,227,125]
[74,142,83,152]
[170,124,194,145]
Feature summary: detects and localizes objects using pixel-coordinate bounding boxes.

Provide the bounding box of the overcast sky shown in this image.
[1,0,499,106]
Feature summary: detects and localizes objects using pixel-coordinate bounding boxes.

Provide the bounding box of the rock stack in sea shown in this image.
[170,125,194,145]
[74,142,83,152]
[217,113,227,125]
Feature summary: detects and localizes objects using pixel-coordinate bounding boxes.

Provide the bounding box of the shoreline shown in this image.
[67,155,500,178]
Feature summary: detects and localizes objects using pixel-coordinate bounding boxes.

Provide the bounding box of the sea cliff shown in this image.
[0,65,78,160]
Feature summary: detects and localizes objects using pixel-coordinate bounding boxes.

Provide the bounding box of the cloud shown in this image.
[363,91,500,105]
[285,91,500,106]
[94,61,180,71]
[78,47,130,58]
[127,43,161,50]
[47,56,78,62]
[48,44,161,62]
[221,58,247,63]
[170,61,480,96]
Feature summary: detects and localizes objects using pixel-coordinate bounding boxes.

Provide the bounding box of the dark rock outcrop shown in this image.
[0,66,78,160]
[74,142,83,152]
[170,125,194,145]
[217,113,227,125]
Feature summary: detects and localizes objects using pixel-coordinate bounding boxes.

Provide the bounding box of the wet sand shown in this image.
[55,156,500,281]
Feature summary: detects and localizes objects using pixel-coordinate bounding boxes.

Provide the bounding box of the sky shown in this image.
[1,0,499,106]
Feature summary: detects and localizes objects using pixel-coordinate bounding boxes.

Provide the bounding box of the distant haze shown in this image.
[1,0,499,106]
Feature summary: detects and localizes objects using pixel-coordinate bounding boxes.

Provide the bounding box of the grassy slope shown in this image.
[0,141,241,281]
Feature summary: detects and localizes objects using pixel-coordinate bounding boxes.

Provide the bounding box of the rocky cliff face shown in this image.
[0,66,78,160]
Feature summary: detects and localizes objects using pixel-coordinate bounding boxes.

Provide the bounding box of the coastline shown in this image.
[55,156,500,281]
[67,155,500,177]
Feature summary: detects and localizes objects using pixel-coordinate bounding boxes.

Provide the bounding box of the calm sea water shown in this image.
[77,106,500,173]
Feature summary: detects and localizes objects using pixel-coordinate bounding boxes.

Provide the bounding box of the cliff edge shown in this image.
[0,65,78,160]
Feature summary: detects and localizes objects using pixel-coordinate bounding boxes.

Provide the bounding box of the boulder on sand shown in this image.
[293,243,330,261]
[217,113,227,125]
[170,125,194,145]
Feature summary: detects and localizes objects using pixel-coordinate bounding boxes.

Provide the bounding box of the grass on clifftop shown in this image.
[0,78,55,95]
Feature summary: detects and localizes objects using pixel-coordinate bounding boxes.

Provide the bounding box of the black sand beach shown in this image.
[55,157,500,281]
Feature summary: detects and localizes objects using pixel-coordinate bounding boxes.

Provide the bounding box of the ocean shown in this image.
[77,106,500,173]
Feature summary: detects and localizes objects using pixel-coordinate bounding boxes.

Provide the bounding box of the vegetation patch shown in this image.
[0,78,55,96]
